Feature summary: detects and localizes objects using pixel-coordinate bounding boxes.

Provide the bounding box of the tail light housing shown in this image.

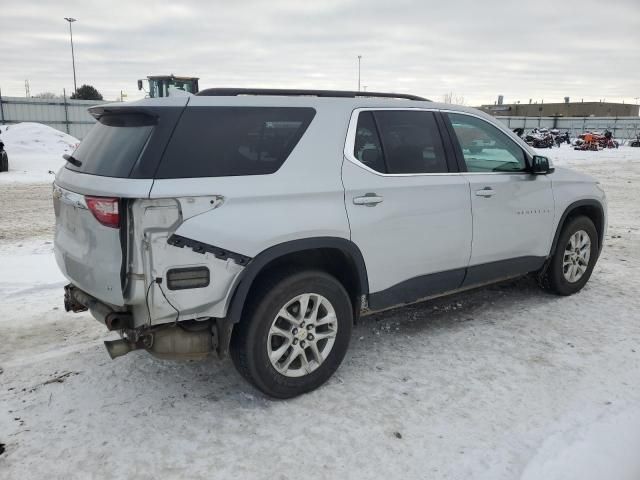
[85,196,120,228]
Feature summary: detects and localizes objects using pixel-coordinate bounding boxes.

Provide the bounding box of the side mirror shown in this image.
[530,155,554,175]
[137,79,143,91]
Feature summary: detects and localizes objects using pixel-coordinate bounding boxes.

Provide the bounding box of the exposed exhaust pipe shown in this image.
[104,339,139,359]
[103,324,214,361]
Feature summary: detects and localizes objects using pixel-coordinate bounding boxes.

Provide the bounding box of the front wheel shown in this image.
[230,270,353,398]
[539,216,599,295]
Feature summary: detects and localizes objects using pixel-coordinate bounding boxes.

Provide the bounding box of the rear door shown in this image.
[443,111,554,281]
[53,185,129,305]
[342,109,472,308]
[52,104,184,306]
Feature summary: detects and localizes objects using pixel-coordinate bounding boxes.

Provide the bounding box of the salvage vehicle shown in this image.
[53,89,607,398]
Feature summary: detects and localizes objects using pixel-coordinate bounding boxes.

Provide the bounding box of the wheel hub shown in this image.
[562,229,591,283]
[267,293,338,378]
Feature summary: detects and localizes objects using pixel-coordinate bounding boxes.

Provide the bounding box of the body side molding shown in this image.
[367,256,547,313]
[463,256,546,287]
[368,268,465,311]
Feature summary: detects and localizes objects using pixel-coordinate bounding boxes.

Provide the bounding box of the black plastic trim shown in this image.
[226,237,369,325]
[367,256,547,312]
[368,268,465,311]
[434,112,462,173]
[550,200,605,256]
[440,112,468,172]
[119,198,128,291]
[196,88,428,101]
[167,234,251,265]
[462,256,546,287]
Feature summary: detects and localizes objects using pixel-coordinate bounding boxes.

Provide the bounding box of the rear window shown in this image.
[66,113,155,177]
[155,107,315,178]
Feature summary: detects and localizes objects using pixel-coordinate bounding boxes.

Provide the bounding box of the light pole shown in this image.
[64,17,78,95]
[357,55,362,92]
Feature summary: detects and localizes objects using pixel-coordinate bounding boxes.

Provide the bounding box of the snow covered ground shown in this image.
[1,133,639,479]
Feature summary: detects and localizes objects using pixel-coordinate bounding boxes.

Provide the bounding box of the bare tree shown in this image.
[442,92,465,105]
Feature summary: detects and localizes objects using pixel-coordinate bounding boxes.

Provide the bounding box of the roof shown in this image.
[147,75,199,81]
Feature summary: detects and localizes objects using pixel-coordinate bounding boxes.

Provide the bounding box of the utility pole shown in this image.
[357,55,362,92]
[64,17,78,95]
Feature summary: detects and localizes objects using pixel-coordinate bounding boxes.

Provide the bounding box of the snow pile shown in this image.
[0,123,79,183]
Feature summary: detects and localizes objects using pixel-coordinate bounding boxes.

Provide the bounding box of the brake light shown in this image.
[85,196,120,228]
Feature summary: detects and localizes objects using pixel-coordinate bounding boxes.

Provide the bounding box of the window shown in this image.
[352,110,448,174]
[447,113,527,173]
[353,111,386,173]
[156,107,315,178]
[66,113,155,178]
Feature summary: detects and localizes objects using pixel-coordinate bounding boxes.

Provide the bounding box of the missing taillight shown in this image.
[85,196,120,228]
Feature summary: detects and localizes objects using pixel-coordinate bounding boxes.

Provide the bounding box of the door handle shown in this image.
[353,193,383,206]
[475,187,495,197]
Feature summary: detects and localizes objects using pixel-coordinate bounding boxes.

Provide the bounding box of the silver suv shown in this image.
[53,89,607,398]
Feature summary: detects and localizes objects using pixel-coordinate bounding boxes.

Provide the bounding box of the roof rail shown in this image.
[196,88,429,101]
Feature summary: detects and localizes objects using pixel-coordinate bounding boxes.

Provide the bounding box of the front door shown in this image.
[444,112,555,283]
[342,109,472,308]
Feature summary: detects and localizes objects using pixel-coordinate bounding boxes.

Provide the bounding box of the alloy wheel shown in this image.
[267,293,338,378]
[563,229,591,283]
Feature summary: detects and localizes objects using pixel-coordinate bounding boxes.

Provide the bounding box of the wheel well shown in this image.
[555,203,605,254]
[246,248,364,318]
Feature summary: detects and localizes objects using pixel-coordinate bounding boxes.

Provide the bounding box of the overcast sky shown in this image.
[2,0,639,105]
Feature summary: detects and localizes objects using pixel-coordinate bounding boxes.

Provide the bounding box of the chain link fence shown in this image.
[495,115,640,142]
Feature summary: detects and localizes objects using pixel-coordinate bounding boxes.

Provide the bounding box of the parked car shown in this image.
[0,139,8,172]
[53,89,607,398]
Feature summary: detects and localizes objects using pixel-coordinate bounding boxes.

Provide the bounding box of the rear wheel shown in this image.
[230,270,352,398]
[539,216,598,295]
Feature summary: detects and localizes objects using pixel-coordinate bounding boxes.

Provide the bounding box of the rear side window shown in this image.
[156,107,315,178]
[67,113,154,177]
[352,110,448,174]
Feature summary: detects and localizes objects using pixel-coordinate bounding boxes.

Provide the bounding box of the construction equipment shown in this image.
[137,75,199,98]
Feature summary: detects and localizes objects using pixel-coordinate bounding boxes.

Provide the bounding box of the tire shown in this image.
[230,269,353,398]
[538,216,598,296]
[0,152,8,172]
